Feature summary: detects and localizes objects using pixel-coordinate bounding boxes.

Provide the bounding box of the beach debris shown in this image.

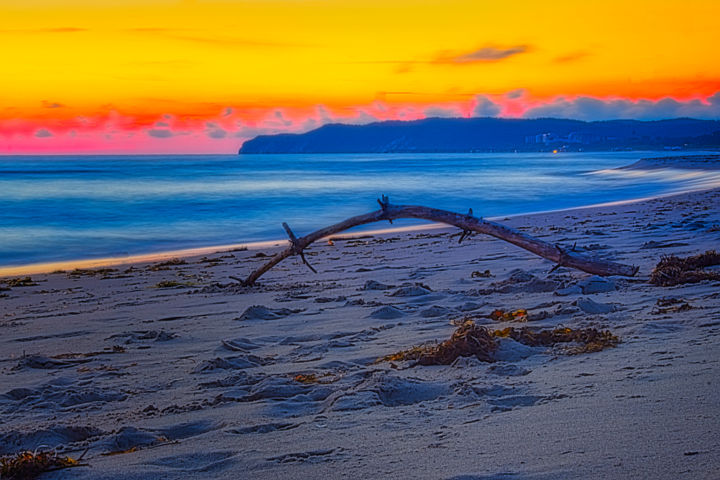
[0,450,86,479]
[238,197,639,286]
[377,320,498,365]
[489,309,528,322]
[652,297,693,314]
[649,250,720,286]
[378,321,620,366]
[293,373,338,384]
[3,277,38,288]
[493,326,619,354]
[471,270,492,278]
[152,280,194,289]
[146,258,186,271]
[67,268,118,278]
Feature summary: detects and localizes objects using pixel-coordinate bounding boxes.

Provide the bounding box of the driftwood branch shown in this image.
[240,199,639,286]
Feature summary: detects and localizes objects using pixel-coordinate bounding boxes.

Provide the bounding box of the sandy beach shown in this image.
[1,187,719,479]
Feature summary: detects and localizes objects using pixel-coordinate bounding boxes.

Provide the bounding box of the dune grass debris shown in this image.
[650,250,720,286]
[0,451,86,479]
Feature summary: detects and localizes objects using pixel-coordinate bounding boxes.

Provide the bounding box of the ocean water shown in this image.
[2,151,720,268]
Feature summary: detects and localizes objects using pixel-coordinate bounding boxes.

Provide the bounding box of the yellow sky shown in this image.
[1,0,719,152]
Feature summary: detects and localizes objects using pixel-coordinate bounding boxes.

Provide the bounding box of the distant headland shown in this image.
[239,117,720,154]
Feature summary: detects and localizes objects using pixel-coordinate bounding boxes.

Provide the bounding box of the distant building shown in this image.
[525,131,605,145]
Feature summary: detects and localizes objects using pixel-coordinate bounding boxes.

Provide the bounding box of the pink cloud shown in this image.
[3,92,720,154]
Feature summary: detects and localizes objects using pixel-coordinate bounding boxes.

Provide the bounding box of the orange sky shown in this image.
[1,0,719,153]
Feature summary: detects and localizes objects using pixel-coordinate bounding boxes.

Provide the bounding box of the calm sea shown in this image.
[2,152,719,268]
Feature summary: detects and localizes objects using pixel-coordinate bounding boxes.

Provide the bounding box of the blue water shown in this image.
[2,152,720,267]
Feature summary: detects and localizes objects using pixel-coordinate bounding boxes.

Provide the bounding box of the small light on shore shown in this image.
[553,149,558,154]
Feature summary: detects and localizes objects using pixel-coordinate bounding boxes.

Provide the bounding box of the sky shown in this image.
[1,0,720,154]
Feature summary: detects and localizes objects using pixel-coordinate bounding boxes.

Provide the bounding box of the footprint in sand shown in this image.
[193,355,273,373]
[368,306,405,319]
[0,426,102,455]
[236,305,304,321]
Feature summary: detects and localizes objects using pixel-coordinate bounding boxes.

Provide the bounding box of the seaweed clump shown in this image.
[293,373,338,384]
[493,326,619,354]
[146,258,187,271]
[378,320,498,365]
[650,250,720,286]
[3,277,38,288]
[489,309,528,322]
[378,321,620,366]
[0,451,85,479]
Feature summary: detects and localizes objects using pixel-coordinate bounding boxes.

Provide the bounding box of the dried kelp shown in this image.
[0,451,85,479]
[650,250,720,286]
[489,309,528,322]
[378,321,498,365]
[293,373,338,384]
[493,326,620,354]
[146,258,187,271]
[3,277,38,288]
[67,268,118,277]
[653,297,693,314]
[379,321,620,366]
[153,280,195,289]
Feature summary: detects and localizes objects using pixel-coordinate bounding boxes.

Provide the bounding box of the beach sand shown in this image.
[1,188,719,479]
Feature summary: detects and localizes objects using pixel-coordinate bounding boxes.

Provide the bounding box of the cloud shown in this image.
[42,101,65,109]
[447,44,529,63]
[523,94,720,121]
[147,128,173,138]
[553,51,590,64]
[505,89,526,99]
[208,128,227,139]
[472,95,501,117]
[34,128,53,138]
[425,106,462,118]
[155,121,170,127]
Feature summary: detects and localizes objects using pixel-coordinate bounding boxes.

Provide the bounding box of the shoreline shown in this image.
[2,185,718,278]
